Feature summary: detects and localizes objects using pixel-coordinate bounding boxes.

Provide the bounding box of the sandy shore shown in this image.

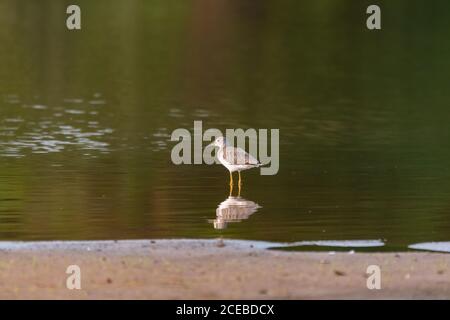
[0,239,448,299]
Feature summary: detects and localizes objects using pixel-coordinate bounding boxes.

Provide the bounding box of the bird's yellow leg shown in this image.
[229,171,234,197]
[238,172,242,197]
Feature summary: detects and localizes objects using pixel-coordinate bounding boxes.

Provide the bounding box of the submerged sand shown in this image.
[0,239,448,299]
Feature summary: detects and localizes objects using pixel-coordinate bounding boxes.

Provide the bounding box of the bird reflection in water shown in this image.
[211,196,261,230]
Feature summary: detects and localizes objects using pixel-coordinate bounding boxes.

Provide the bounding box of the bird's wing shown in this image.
[222,146,259,166]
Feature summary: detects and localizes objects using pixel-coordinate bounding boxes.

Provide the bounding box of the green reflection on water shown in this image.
[1,0,450,250]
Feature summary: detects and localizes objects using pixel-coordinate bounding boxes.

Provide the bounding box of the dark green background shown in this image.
[1,0,449,250]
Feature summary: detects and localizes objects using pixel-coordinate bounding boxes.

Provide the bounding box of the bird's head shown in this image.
[210,136,226,148]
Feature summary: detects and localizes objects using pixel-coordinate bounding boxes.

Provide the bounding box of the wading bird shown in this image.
[210,136,261,195]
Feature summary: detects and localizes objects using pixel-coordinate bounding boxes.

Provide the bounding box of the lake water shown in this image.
[1,0,450,251]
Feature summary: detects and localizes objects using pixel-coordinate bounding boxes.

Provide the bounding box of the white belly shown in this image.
[217,149,256,172]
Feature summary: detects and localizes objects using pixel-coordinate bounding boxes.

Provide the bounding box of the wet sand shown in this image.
[0,239,448,299]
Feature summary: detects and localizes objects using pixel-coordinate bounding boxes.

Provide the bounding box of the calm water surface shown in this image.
[1,0,450,251]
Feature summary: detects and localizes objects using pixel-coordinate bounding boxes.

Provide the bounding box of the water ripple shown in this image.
[0,96,112,157]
